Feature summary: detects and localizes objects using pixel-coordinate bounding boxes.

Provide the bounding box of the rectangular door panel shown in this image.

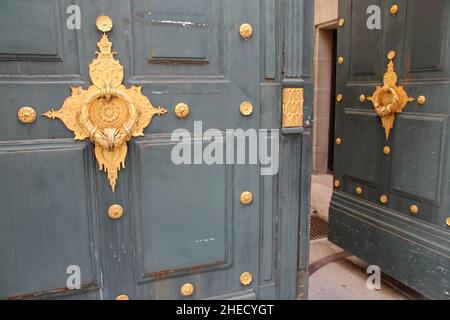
[330,0,450,299]
[349,0,383,80]
[343,110,380,185]
[391,114,447,205]
[0,0,81,76]
[403,0,448,77]
[130,0,225,78]
[0,141,99,299]
[131,137,232,280]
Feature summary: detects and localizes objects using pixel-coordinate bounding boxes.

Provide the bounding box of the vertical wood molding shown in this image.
[283,0,304,78]
[277,129,302,299]
[264,0,277,79]
[277,0,314,300]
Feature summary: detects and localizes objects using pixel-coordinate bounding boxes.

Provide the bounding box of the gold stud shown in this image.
[240,191,253,205]
[446,217,450,227]
[410,205,419,214]
[239,23,253,39]
[180,283,195,297]
[334,180,341,188]
[338,18,345,27]
[240,101,253,116]
[390,5,399,14]
[336,94,343,102]
[359,95,366,103]
[108,204,124,220]
[387,51,396,60]
[174,103,190,119]
[383,146,391,155]
[355,187,363,195]
[96,15,113,33]
[380,195,389,204]
[417,96,426,105]
[338,57,344,65]
[240,272,253,286]
[18,106,37,124]
[336,138,342,145]
[115,294,129,300]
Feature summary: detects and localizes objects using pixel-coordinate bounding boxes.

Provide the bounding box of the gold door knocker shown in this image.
[43,16,167,192]
[367,51,414,140]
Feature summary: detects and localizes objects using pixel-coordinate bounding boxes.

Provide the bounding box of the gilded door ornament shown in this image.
[180,283,195,297]
[174,103,190,119]
[282,88,304,128]
[368,51,414,140]
[17,106,37,124]
[43,17,167,192]
[239,272,253,286]
[239,23,253,39]
[239,101,253,116]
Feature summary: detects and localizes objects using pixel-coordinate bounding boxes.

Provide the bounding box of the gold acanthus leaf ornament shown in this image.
[368,52,414,140]
[44,17,167,192]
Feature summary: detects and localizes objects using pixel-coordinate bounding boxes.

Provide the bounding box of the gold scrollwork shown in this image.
[43,17,167,192]
[368,51,414,140]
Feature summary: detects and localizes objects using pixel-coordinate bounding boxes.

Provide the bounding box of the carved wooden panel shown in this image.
[349,0,383,80]
[130,0,225,78]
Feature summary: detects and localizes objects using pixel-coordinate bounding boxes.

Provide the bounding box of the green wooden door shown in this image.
[330,0,450,299]
[0,0,313,300]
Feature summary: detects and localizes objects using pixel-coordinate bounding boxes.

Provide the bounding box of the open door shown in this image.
[0,0,313,300]
[329,0,450,299]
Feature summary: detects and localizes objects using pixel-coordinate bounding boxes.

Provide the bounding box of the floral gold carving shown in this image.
[282,88,304,128]
[43,17,167,192]
[368,52,414,140]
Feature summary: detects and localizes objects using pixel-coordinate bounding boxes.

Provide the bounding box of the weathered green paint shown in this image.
[0,0,313,300]
[330,0,450,300]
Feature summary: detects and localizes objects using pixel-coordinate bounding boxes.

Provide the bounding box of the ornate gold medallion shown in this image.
[108,204,124,220]
[240,101,253,116]
[96,15,113,33]
[18,106,37,124]
[44,17,167,192]
[180,283,195,297]
[239,272,253,286]
[368,52,414,140]
[174,103,190,119]
[240,191,253,205]
[239,23,253,39]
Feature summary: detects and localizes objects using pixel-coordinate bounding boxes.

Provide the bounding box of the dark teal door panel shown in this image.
[330,0,450,299]
[0,0,313,300]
